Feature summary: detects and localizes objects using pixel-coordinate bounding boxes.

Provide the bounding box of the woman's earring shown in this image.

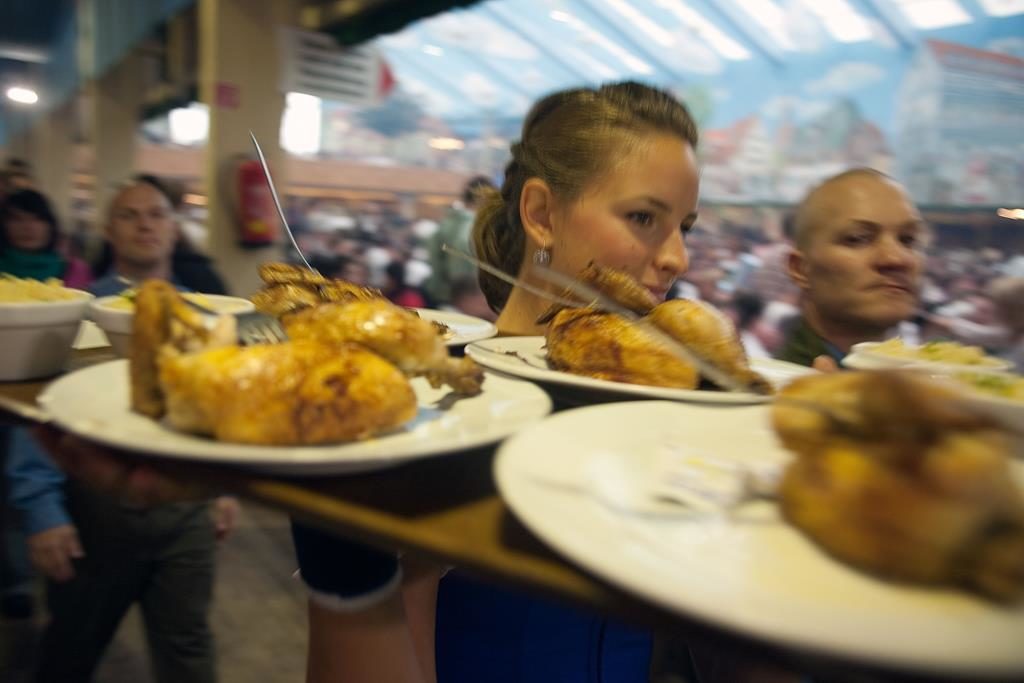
[533,247,551,266]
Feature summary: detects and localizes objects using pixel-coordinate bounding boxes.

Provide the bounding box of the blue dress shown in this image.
[436,572,652,683]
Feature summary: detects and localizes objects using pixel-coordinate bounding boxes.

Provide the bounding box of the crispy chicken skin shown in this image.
[252,263,382,316]
[159,341,417,445]
[283,299,484,395]
[545,308,699,389]
[130,280,418,445]
[774,371,1024,602]
[537,262,657,324]
[258,262,329,286]
[647,300,773,394]
[250,284,324,318]
[253,262,456,339]
[541,265,769,392]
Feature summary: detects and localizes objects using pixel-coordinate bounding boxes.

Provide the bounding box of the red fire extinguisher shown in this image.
[236,158,279,247]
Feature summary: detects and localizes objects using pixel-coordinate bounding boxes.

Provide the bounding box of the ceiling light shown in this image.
[800,0,872,42]
[605,0,675,47]
[550,10,571,22]
[423,45,444,56]
[6,86,38,104]
[891,0,972,29]
[975,0,1024,16]
[997,208,1024,220]
[654,0,751,60]
[429,137,465,150]
[169,103,209,145]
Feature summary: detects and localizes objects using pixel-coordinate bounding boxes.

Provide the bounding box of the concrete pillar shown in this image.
[199,0,296,297]
[30,102,76,230]
[90,51,144,220]
[1,108,32,162]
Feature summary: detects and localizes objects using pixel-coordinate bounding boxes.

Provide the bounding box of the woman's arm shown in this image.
[307,591,426,683]
[291,520,434,683]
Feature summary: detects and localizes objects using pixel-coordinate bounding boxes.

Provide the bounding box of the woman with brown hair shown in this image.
[472,81,698,334]
[441,80,698,683]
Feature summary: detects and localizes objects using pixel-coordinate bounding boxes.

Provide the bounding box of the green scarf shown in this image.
[0,248,67,281]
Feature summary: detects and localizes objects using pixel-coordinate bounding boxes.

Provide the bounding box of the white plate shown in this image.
[39,360,551,475]
[414,308,497,347]
[494,401,1024,678]
[466,336,813,404]
[845,341,1013,374]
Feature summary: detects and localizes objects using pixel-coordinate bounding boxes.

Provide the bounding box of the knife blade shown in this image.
[530,265,757,393]
[440,244,760,394]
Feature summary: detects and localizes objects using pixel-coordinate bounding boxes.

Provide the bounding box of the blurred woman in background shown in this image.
[0,189,91,621]
[0,189,91,288]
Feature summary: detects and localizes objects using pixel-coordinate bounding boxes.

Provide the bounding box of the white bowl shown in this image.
[89,294,255,356]
[847,341,1013,375]
[929,374,1024,457]
[967,391,1024,444]
[0,290,94,381]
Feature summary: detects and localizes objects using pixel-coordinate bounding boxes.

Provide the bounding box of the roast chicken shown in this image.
[774,371,1024,602]
[158,340,416,445]
[130,280,419,445]
[545,308,699,389]
[283,300,484,395]
[252,261,481,394]
[541,264,770,393]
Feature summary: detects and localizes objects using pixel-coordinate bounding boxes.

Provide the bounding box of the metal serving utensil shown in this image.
[248,130,318,275]
[117,275,287,346]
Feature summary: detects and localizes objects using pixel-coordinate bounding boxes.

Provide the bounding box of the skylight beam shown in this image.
[480,3,596,83]
[604,0,676,47]
[732,0,797,50]
[693,0,784,65]
[654,0,752,60]
[581,0,694,79]
[854,0,917,48]
[974,0,1024,16]
[545,2,654,76]
[800,0,873,42]
[891,0,973,29]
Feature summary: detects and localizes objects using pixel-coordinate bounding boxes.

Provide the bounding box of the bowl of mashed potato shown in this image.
[952,372,1024,445]
[89,290,254,356]
[846,339,1013,374]
[0,277,94,381]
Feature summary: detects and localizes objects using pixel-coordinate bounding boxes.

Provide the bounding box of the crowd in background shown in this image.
[2,157,1021,363]
[278,185,1023,362]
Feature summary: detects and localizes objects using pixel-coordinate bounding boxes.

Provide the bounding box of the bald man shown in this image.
[776,168,927,367]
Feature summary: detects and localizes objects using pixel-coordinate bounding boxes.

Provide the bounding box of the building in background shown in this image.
[897,40,1024,206]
